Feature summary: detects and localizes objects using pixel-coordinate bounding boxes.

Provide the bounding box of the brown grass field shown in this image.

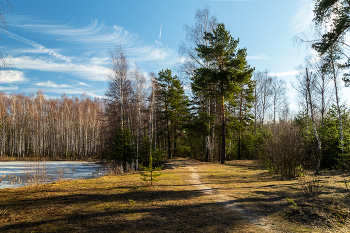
[0,158,349,232]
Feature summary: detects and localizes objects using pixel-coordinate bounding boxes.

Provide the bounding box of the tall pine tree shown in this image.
[157,69,190,159]
[193,23,254,164]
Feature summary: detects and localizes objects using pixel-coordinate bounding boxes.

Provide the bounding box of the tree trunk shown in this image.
[167,121,171,159]
[238,129,241,160]
[221,87,225,164]
[331,54,345,164]
[306,68,322,174]
[238,89,243,160]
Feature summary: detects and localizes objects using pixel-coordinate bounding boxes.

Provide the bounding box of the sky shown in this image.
[0,0,348,111]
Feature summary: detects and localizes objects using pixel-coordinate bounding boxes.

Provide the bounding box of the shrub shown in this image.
[264,122,306,177]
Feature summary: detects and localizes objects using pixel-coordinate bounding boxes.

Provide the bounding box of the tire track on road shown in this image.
[188,166,283,232]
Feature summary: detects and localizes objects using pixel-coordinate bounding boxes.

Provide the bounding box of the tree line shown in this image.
[0,91,104,158]
[0,5,350,177]
[101,8,291,171]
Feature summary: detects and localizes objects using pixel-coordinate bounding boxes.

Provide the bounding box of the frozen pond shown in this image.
[0,161,103,189]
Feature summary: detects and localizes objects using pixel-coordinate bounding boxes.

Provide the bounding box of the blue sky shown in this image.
[0,0,347,110]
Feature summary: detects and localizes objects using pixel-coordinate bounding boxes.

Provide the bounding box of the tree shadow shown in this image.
[0,190,250,232]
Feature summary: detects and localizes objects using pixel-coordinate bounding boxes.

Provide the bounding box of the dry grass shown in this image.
[196,160,350,232]
[0,160,264,233]
[1,158,349,232]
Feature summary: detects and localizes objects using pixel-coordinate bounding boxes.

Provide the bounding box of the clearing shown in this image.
[0,158,349,232]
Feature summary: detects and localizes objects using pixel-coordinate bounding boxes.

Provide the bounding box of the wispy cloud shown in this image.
[76,81,92,87]
[130,45,175,62]
[247,53,268,60]
[6,31,72,62]
[12,19,137,47]
[0,70,28,83]
[270,70,299,77]
[86,93,106,99]
[0,85,18,91]
[12,56,109,81]
[5,15,182,98]
[291,0,314,34]
[10,17,178,65]
[35,81,72,88]
[4,47,63,56]
[24,86,106,99]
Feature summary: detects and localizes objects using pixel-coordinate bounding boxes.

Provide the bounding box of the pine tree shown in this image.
[157,69,190,159]
[193,23,254,164]
[110,127,136,172]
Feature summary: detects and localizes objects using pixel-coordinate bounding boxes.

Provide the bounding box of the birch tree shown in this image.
[254,70,273,128]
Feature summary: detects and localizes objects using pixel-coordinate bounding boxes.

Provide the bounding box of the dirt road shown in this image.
[164,158,284,232]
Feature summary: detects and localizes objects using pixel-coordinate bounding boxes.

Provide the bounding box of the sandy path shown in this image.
[164,159,283,232]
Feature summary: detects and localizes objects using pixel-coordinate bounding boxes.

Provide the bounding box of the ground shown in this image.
[0,158,349,232]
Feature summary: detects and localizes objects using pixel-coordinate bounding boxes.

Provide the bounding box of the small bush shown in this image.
[263,122,306,177]
[298,175,323,197]
[266,159,278,175]
[295,165,305,177]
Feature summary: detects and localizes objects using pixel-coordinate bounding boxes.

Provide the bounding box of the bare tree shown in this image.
[106,46,129,130]
[0,91,103,158]
[306,57,333,126]
[254,70,273,128]
[305,68,322,174]
[270,76,286,132]
[131,64,146,170]
[179,6,217,80]
[295,61,330,173]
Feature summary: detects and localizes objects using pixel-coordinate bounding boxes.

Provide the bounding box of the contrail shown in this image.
[6,31,71,63]
[159,23,163,40]
[158,6,169,40]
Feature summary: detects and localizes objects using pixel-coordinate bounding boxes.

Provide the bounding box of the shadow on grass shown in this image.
[0,189,204,210]
[0,190,247,233]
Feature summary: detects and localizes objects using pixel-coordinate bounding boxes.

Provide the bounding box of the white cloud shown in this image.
[291,0,314,34]
[12,56,109,81]
[11,18,178,65]
[24,86,106,99]
[35,81,72,88]
[270,70,299,77]
[86,93,106,99]
[6,16,183,90]
[0,70,28,83]
[113,25,123,32]
[155,40,162,46]
[13,19,136,47]
[247,53,268,60]
[6,48,63,55]
[76,81,91,87]
[7,31,72,63]
[88,56,109,65]
[0,85,18,91]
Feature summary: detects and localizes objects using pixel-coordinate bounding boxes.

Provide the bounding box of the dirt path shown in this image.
[164,158,283,232]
